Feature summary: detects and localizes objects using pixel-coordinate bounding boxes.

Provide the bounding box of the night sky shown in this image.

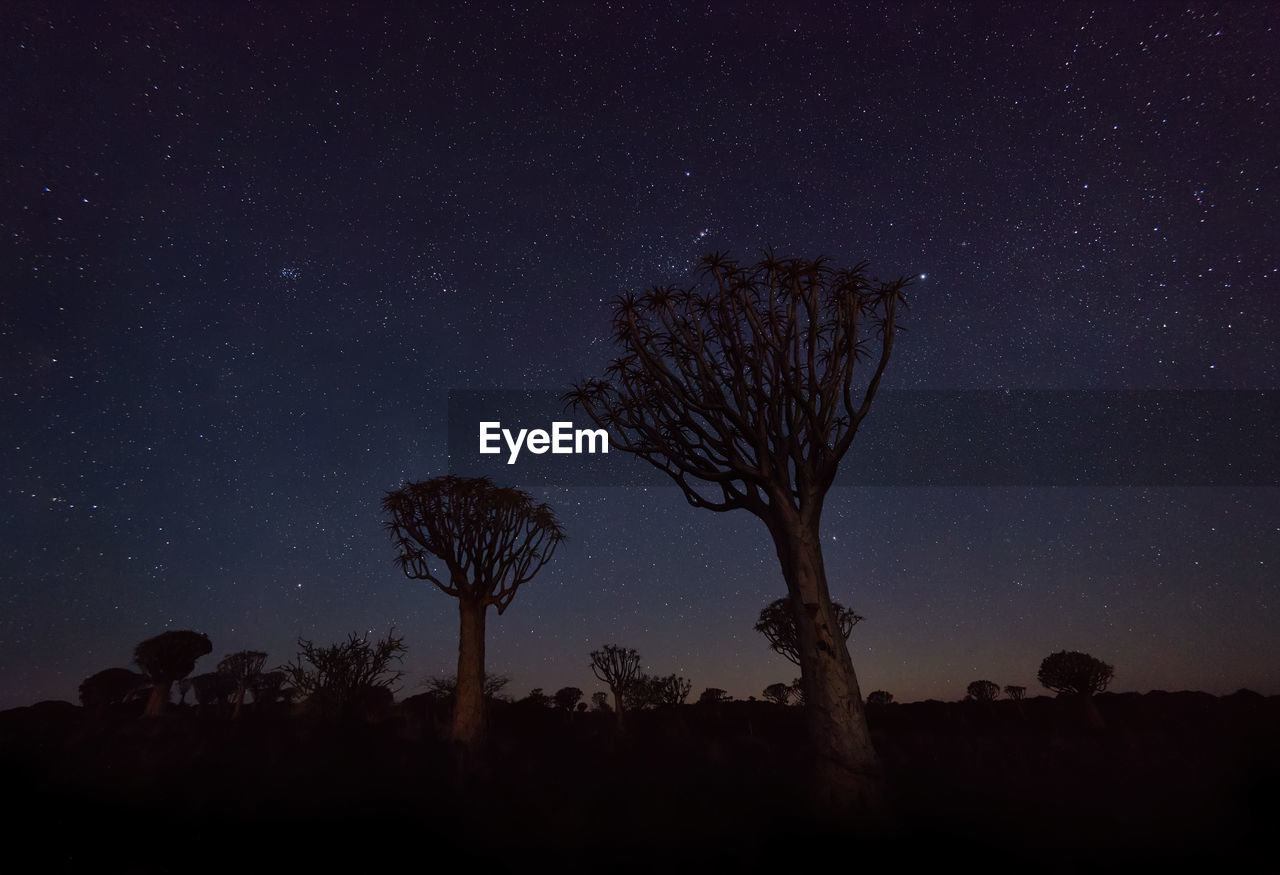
[2,2,1277,712]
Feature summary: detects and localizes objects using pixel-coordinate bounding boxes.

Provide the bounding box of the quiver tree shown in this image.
[190,671,236,713]
[568,252,908,806]
[652,673,693,706]
[763,682,794,705]
[966,680,1000,702]
[553,686,584,712]
[79,667,147,709]
[627,673,693,709]
[866,690,893,707]
[250,670,289,709]
[1004,685,1026,701]
[589,644,640,727]
[698,687,731,705]
[282,629,406,720]
[1038,650,1113,729]
[755,597,863,666]
[218,650,267,719]
[383,476,565,748]
[1037,650,1114,697]
[133,630,212,716]
[423,672,511,705]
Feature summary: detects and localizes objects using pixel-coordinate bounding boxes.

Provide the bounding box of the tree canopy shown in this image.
[1037,650,1114,696]
[566,251,908,516]
[382,475,565,613]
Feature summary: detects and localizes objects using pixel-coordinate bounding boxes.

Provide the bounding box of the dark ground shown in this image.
[3,690,1276,872]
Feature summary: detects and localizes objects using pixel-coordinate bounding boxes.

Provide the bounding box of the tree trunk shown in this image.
[610,685,626,730]
[232,683,246,720]
[771,515,883,810]
[453,597,487,747]
[143,681,171,717]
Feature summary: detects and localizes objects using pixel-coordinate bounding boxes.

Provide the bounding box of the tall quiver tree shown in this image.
[134,630,213,716]
[589,644,641,728]
[568,252,908,807]
[383,476,565,748]
[218,650,267,719]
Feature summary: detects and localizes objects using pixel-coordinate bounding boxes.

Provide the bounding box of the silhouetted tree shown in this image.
[754,597,863,666]
[1004,685,1026,701]
[1037,650,1114,696]
[553,686,584,711]
[966,680,1000,702]
[627,673,692,708]
[791,677,805,706]
[79,667,147,709]
[217,650,267,719]
[133,630,213,716]
[653,673,693,706]
[383,476,565,748]
[282,629,406,721]
[190,671,236,713]
[698,687,731,705]
[590,691,611,713]
[590,645,640,727]
[568,252,908,805]
[623,674,658,710]
[521,688,552,708]
[423,672,511,703]
[763,682,794,705]
[866,690,893,707]
[250,670,289,709]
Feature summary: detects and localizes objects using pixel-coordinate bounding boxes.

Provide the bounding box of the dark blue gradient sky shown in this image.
[2,2,1276,710]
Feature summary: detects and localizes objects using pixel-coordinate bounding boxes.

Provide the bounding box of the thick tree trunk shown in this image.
[610,685,626,730]
[771,515,883,810]
[453,597,487,747]
[143,681,171,717]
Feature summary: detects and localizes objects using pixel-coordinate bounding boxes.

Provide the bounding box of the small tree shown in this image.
[866,690,893,707]
[754,597,863,667]
[1037,650,1114,697]
[1004,685,1026,701]
[218,650,267,719]
[553,686,584,711]
[282,629,406,720]
[966,680,1000,702]
[423,672,512,703]
[133,630,213,716]
[79,668,147,709]
[763,682,794,706]
[631,673,692,707]
[591,691,611,712]
[383,476,565,748]
[589,645,640,727]
[698,687,731,705]
[653,674,693,706]
[190,671,237,713]
[250,670,289,709]
[520,688,552,709]
[623,674,657,711]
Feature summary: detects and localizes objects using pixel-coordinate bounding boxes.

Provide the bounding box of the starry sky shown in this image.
[2,2,1277,711]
